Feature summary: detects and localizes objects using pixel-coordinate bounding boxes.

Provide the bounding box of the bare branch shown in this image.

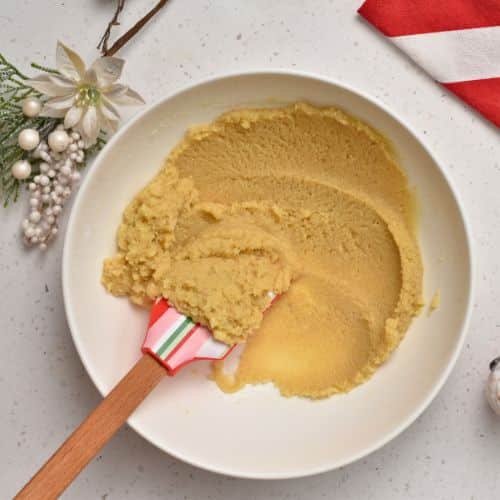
[97,0,127,55]
[99,0,170,58]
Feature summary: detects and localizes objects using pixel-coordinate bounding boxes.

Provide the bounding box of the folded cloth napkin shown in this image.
[358,0,500,127]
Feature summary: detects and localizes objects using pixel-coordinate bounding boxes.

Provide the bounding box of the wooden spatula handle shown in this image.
[16,355,165,500]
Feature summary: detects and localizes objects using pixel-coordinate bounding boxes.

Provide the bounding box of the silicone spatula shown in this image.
[16,295,273,500]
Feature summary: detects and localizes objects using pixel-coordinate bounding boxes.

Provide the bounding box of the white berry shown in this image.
[18,129,40,151]
[11,159,32,180]
[60,165,72,176]
[29,211,41,223]
[48,130,70,153]
[22,97,42,118]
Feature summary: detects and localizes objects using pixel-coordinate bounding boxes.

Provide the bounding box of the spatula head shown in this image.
[142,298,234,375]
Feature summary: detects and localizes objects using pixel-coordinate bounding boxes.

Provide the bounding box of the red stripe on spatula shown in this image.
[148,298,169,328]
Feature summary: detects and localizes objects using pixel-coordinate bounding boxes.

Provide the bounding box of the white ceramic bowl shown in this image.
[63,71,473,479]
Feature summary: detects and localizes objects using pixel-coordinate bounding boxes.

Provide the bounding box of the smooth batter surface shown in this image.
[102,103,423,398]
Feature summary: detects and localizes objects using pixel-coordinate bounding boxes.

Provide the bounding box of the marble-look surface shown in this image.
[1,1,499,498]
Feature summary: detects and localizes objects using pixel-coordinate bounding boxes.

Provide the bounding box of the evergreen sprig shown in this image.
[0,54,106,206]
[0,54,60,205]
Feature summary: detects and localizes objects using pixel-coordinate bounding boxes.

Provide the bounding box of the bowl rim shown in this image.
[62,69,475,479]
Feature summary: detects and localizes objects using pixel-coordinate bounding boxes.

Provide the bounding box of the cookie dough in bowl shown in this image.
[63,72,472,478]
[102,103,423,399]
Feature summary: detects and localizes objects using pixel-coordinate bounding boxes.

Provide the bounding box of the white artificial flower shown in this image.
[28,41,144,146]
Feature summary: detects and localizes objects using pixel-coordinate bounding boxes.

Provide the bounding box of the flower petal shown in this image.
[104,119,119,134]
[44,94,76,110]
[103,83,128,99]
[64,105,84,129]
[47,74,76,89]
[91,57,124,88]
[82,106,100,145]
[40,105,66,118]
[123,87,145,104]
[104,84,145,105]
[97,108,119,134]
[100,95,121,121]
[56,41,86,81]
[83,68,98,86]
[26,75,74,97]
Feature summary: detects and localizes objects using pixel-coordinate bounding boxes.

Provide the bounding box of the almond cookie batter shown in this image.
[102,103,423,398]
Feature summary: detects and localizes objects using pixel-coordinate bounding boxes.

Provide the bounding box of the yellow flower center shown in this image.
[76,86,100,107]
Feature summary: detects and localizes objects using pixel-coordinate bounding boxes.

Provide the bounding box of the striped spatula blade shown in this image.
[142,292,277,375]
[141,298,233,375]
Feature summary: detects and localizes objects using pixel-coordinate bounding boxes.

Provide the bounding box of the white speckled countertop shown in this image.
[1,1,499,498]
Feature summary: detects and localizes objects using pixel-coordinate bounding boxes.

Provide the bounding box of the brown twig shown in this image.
[97,0,126,55]
[99,0,170,57]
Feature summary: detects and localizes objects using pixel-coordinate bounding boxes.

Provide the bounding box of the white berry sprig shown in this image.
[19,125,84,250]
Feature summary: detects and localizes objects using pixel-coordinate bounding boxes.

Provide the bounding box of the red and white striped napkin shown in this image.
[358,0,500,127]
